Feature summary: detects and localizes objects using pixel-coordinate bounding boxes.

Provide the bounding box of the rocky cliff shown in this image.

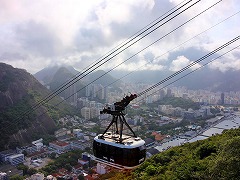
[0,63,76,150]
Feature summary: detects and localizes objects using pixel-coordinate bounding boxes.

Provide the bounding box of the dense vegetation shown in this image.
[0,94,35,150]
[107,128,240,180]
[29,89,79,121]
[155,97,200,110]
[0,63,79,150]
[0,90,79,150]
[40,150,84,175]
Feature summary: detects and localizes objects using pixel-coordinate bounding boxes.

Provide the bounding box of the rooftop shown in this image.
[50,141,70,147]
[94,132,145,149]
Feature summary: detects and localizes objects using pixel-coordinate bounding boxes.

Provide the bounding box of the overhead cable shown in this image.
[29,0,201,111]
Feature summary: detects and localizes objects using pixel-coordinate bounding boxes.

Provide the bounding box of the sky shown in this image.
[0,0,240,74]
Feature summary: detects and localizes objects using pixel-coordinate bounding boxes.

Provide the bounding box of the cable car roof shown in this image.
[94,133,145,149]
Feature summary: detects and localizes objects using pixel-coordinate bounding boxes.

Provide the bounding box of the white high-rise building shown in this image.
[65,83,77,105]
[81,107,91,120]
[90,107,100,119]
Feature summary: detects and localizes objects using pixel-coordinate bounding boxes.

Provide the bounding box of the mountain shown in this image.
[110,68,240,92]
[0,63,77,150]
[34,65,79,85]
[85,70,122,90]
[35,66,122,97]
[106,127,240,180]
[49,67,86,98]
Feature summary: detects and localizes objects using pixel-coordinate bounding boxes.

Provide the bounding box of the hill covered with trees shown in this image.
[0,63,78,150]
[105,127,240,180]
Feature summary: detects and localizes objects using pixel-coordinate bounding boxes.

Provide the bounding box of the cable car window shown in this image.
[109,145,116,155]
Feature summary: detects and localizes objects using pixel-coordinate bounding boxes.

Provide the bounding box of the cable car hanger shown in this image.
[99,94,137,143]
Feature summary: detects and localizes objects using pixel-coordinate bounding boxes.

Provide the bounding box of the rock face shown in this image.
[0,64,30,110]
[0,63,66,149]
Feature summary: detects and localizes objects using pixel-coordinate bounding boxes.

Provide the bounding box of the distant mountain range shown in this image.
[0,63,77,150]
[35,64,240,93]
[33,46,238,93]
[34,65,79,85]
[34,66,122,98]
[110,67,240,92]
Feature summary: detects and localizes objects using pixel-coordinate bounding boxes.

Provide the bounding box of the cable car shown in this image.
[93,94,146,169]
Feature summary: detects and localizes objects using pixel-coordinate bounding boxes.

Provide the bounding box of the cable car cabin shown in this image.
[93,132,146,168]
[93,94,145,168]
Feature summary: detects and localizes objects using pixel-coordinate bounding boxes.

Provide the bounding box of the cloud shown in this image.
[170,55,201,72]
[170,56,190,71]
[15,21,63,57]
[0,0,239,74]
[0,52,26,62]
[209,49,240,72]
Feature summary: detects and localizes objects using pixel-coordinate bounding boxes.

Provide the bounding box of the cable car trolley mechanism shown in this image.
[93,94,146,169]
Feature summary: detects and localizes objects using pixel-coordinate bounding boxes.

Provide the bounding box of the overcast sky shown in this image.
[0,0,240,74]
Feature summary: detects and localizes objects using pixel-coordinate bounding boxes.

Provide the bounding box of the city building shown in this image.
[32,139,44,152]
[54,128,71,138]
[49,141,71,154]
[221,92,225,105]
[159,89,165,100]
[0,172,7,180]
[0,149,16,162]
[8,154,24,166]
[86,84,105,100]
[65,83,77,105]
[30,173,45,180]
[166,88,172,97]
[96,163,107,175]
[144,138,155,148]
[146,148,160,158]
[90,107,100,119]
[81,107,91,120]
[182,111,195,120]
[70,141,85,150]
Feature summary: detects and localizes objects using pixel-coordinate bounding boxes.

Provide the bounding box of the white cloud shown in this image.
[0,0,239,74]
[209,49,240,72]
[170,56,190,71]
[170,55,201,72]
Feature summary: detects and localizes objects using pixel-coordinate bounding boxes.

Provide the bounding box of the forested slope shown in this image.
[106,127,240,180]
[0,63,77,150]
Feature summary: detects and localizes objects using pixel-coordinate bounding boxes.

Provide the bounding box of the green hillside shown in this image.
[0,63,78,150]
[49,67,86,98]
[106,127,240,180]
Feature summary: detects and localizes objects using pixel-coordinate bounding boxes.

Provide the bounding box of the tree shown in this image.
[65,163,72,171]
[17,164,29,175]
[22,150,28,157]
[88,169,95,175]
[146,165,157,176]
[83,164,89,170]
[27,168,37,176]
[85,147,91,153]
[78,175,84,180]
[49,152,57,159]
[209,137,240,180]
[10,175,24,180]
[197,143,216,159]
